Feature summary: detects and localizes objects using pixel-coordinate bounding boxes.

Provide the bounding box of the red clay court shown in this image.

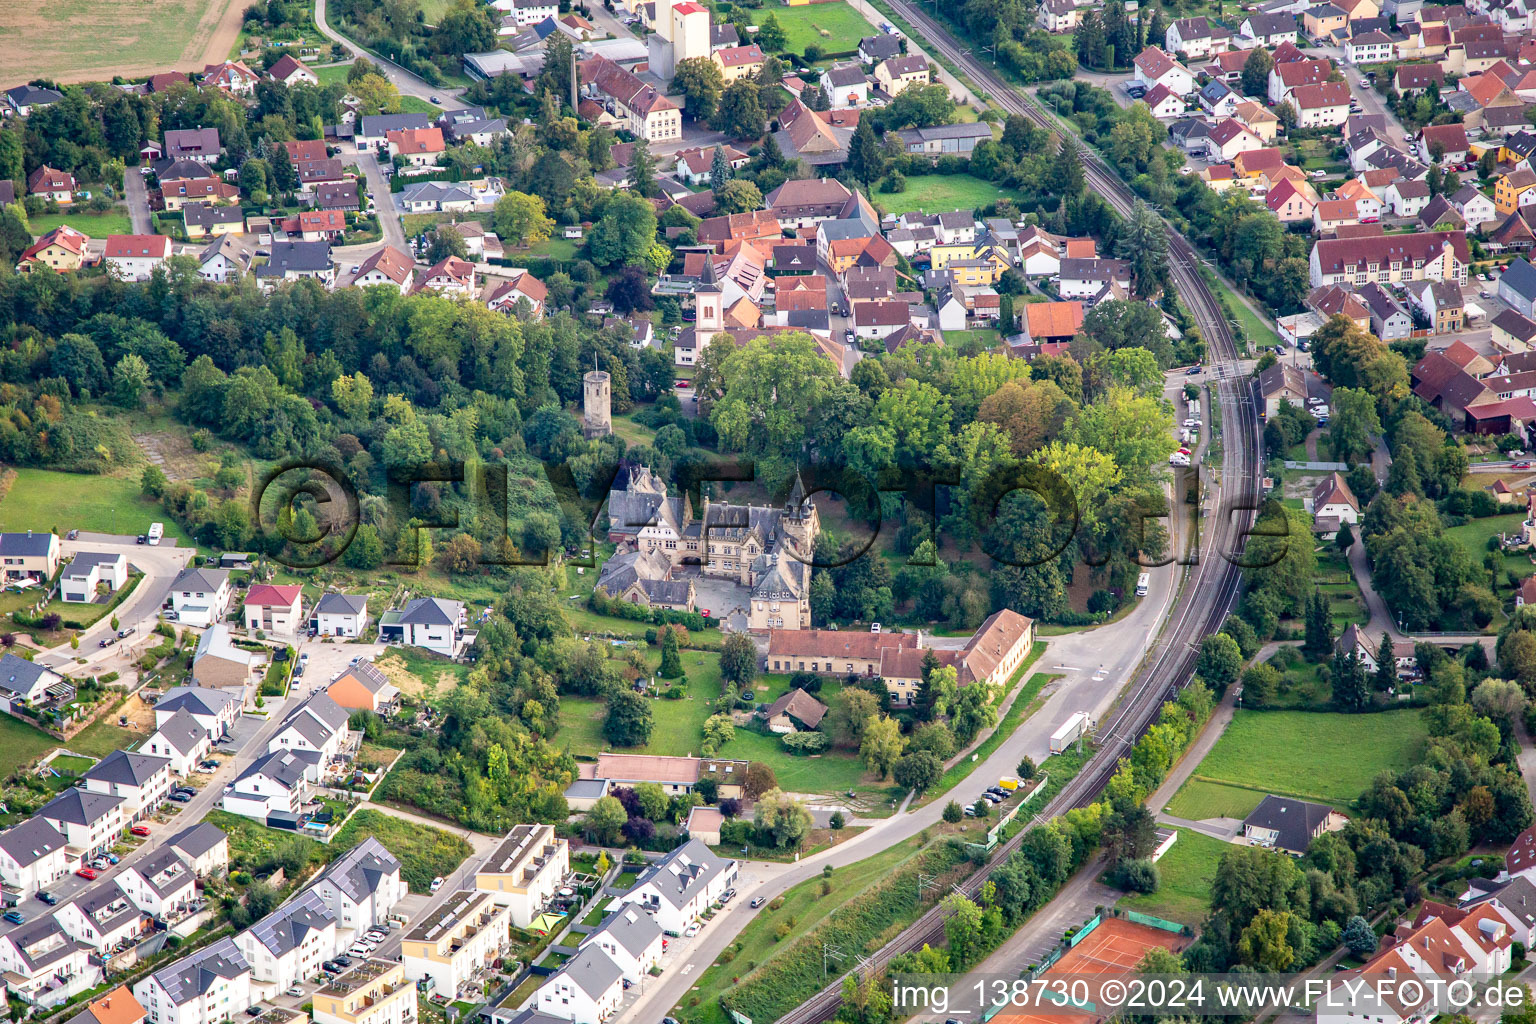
[991,916,1192,1024]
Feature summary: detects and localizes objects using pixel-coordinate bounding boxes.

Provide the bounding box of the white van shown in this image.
[1136,572,1150,597]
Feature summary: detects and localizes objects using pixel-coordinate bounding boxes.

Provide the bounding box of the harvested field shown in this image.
[0,0,249,85]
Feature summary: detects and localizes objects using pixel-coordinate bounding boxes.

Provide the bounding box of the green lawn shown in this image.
[557,649,723,757]
[1211,276,1281,354]
[0,714,65,780]
[869,173,1009,218]
[399,96,441,115]
[715,726,871,793]
[527,236,580,261]
[70,707,151,759]
[0,468,197,545]
[1166,709,1426,817]
[743,1,879,54]
[333,809,473,892]
[1446,512,1527,562]
[312,64,354,86]
[1163,778,1271,820]
[1118,827,1230,925]
[28,209,135,238]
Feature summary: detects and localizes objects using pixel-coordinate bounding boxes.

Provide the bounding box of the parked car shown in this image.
[1515,461,1532,469]
[246,1008,264,1017]
[117,627,135,639]
[130,824,151,837]
[35,891,56,906]
[430,876,444,892]
[3,910,24,925]
[169,792,191,803]
[75,867,99,880]
[286,987,304,998]
[749,896,766,908]
[1186,365,1202,375]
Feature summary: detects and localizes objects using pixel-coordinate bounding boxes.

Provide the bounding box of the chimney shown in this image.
[1388,966,1397,979]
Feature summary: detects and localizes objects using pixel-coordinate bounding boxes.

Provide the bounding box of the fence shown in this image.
[1122,909,1188,935]
[1068,913,1103,947]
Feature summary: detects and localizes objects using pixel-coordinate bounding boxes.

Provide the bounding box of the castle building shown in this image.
[599,464,818,631]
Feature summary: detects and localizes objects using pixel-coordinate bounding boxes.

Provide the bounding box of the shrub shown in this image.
[781,731,827,754]
[1112,858,1159,893]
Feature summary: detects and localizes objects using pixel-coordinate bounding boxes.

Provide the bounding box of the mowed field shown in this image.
[0,0,248,84]
[0,468,198,546]
[743,1,877,53]
[1165,709,1426,819]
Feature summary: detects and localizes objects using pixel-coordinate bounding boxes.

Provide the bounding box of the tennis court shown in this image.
[990,917,1191,1024]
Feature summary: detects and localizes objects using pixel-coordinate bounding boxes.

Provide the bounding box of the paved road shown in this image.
[36,536,195,672]
[313,0,469,110]
[123,170,152,235]
[329,151,407,259]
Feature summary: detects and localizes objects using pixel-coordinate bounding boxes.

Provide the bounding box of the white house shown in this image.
[1500,257,1536,318]
[59,552,128,603]
[165,822,229,878]
[242,583,303,635]
[310,837,406,934]
[0,654,67,715]
[1164,17,1230,57]
[154,686,241,739]
[220,749,311,821]
[1452,184,1498,226]
[580,906,664,983]
[618,840,737,935]
[235,889,337,997]
[141,710,213,776]
[350,247,414,293]
[118,847,199,917]
[266,692,352,779]
[1133,47,1196,96]
[81,750,174,822]
[1310,472,1361,523]
[823,64,870,108]
[37,788,125,857]
[534,945,624,1024]
[401,891,513,999]
[134,937,253,1024]
[166,568,231,629]
[1385,178,1432,217]
[1057,257,1132,300]
[310,593,369,637]
[53,882,151,957]
[0,917,100,1007]
[381,597,468,658]
[0,816,70,893]
[1292,82,1352,128]
[104,235,174,282]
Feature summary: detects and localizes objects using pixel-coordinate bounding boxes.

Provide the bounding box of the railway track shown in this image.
[771,14,1265,1024]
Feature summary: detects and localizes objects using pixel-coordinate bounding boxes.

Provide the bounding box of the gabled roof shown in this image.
[316,836,400,904]
[354,246,413,286]
[0,816,67,867]
[1243,793,1337,851]
[39,787,124,827]
[398,596,463,626]
[150,710,210,756]
[247,889,333,956]
[763,688,828,727]
[167,821,227,859]
[245,583,301,608]
[158,685,242,718]
[150,937,250,1005]
[314,593,368,617]
[237,748,311,790]
[584,904,663,958]
[1312,471,1359,511]
[0,653,57,698]
[84,750,171,789]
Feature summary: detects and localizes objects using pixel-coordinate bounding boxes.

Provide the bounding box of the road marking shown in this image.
[681,964,695,976]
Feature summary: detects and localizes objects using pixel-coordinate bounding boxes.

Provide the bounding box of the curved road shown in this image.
[312,0,470,110]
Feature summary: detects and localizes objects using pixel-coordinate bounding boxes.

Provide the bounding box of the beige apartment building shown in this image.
[312,960,415,1024]
[474,824,568,929]
[401,892,512,999]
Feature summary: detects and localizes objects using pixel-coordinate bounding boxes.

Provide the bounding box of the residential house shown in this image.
[401,891,513,998]
[117,848,198,917]
[37,788,125,857]
[311,838,405,934]
[1419,122,1470,164]
[1233,100,1282,141]
[268,54,318,86]
[1359,281,1414,338]
[81,751,173,823]
[1347,28,1396,62]
[1257,360,1312,416]
[1198,79,1239,117]
[255,240,335,290]
[310,593,369,637]
[349,246,414,293]
[1502,257,1536,316]
[386,128,445,166]
[1241,11,1301,44]
[1243,794,1348,854]
[1410,279,1466,332]
[1308,230,1469,287]
[396,181,476,214]
[1022,300,1085,343]
[1142,83,1186,118]
[189,624,258,696]
[823,63,870,107]
[166,567,231,629]
[160,177,239,212]
[312,960,416,1024]
[1207,119,1265,161]
[324,662,397,716]
[712,44,765,82]
[585,754,749,799]
[485,270,548,316]
[201,60,260,94]
[141,712,212,776]
[1314,199,1363,233]
[134,938,251,1024]
[0,654,66,716]
[579,56,682,142]
[220,749,311,820]
[893,122,995,158]
[1293,81,1353,127]
[379,597,469,657]
[64,987,145,1024]
[859,34,902,62]
[236,889,337,996]
[0,817,70,893]
[1037,0,1080,32]
[580,906,664,983]
[851,299,911,340]
[165,128,221,164]
[1304,3,1349,39]
[27,165,75,204]
[618,839,737,934]
[1268,178,1321,223]
[1165,17,1232,56]
[414,256,476,297]
[1496,169,1536,214]
[535,946,624,1023]
[1269,57,1333,103]
[1453,183,1499,225]
[17,225,88,273]
[266,692,352,778]
[683,806,723,846]
[242,583,302,635]
[474,824,568,928]
[316,181,361,213]
[1385,178,1432,216]
[1134,47,1196,95]
[761,688,828,732]
[53,884,152,958]
[1058,257,1133,299]
[875,54,930,94]
[184,202,245,240]
[1311,471,1362,523]
[1396,61,1446,92]
[0,916,99,1007]
[59,551,126,603]
[154,686,241,739]
[4,85,63,116]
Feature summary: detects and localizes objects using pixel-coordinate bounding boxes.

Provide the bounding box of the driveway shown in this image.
[123,169,152,235]
[354,151,406,252]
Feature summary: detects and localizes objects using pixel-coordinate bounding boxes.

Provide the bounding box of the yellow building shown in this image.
[401,892,512,999]
[1495,169,1536,214]
[930,238,1011,275]
[473,824,568,929]
[17,225,89,273]
[874,55,930,95]
[711,43,765,82]
[312,961,416,1024]
[945,258,1005,286]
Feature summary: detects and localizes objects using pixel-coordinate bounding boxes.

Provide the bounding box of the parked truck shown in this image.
[1049,712,1091,754]
[147,522,164,545]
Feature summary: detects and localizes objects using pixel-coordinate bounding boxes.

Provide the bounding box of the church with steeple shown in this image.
[597,464,819,631]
